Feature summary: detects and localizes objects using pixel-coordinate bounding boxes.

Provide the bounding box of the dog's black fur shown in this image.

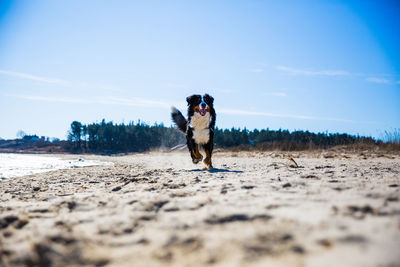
[171,94,216,169]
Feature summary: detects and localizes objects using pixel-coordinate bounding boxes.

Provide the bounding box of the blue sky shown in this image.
[0,0,399,140]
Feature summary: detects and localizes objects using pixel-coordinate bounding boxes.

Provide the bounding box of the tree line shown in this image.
[214,128,376,150]
[67,120,185,153]
[66,119,378,153]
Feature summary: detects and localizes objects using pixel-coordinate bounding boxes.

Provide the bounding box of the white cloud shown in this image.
[7,94,88,104]
[0,69,125,92]
[164,82,186,89]
[276,65,350,76]
[275,65,400,84]
[98,96,172,108]
[76,82,125,93]
[218,108,354,122]
[366,77,390,84]
[214,88,235,94]
[248,68,264,73]
[6,94,180,109]
[6,93,360,123]
[0,69,67,84]
[265,92,287,97]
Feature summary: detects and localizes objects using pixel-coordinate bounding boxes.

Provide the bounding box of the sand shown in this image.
[0,150,399,267]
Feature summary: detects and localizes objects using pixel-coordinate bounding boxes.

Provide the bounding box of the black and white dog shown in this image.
[171,94,216,170]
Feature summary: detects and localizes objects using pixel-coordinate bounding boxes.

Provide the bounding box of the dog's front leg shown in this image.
[193,144,203,162]
[202,143,213,170]
[187,138,202,164]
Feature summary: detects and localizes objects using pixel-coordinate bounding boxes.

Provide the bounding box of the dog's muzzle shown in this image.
[199,101,207,116]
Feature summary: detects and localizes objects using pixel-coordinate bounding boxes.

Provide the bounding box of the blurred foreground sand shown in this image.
[1,151,399,267]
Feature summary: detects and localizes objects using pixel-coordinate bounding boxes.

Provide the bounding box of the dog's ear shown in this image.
[186,95,201,105]
[204,94,214,104]
[186,95,193,104]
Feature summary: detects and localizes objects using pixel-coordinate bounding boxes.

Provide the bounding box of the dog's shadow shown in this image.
[188,168,243,173]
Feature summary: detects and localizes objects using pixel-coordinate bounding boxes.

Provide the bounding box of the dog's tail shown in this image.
[171,106,187,133]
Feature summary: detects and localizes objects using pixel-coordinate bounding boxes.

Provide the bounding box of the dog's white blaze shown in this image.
[191,112,211,144]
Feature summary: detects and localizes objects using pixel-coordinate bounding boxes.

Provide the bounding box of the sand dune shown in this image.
[1,151,399,266]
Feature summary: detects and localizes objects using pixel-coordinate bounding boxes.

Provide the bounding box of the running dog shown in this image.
[171,94,216,170]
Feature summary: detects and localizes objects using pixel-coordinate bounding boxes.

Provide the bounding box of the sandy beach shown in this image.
[1,150,399,267]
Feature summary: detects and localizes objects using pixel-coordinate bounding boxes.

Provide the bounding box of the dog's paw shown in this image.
[202,165,213,171]
[192,158,200,164]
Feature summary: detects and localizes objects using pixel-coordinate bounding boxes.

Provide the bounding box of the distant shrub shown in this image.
[382,129,400,144]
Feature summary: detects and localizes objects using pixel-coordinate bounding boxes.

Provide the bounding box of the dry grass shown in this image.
[222,140,400,155]
[381,128,400,144]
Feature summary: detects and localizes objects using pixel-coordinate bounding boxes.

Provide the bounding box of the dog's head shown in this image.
[187,94,214,116]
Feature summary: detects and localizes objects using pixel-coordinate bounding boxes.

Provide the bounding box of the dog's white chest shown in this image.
[193,129,210,144]
[191,113,211,144]
[191,112,210,129]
